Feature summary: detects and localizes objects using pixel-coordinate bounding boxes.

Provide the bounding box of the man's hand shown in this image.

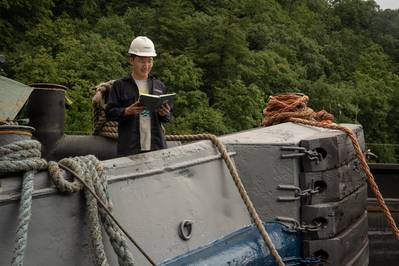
[158,103,170,116]
[124,101,145,116]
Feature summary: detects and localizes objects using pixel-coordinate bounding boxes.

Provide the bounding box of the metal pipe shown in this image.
[47,135,117,161]
[28,83,66,157]
[26,83,119,161]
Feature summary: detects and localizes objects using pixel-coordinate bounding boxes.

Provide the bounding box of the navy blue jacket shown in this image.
[105,75,170,156]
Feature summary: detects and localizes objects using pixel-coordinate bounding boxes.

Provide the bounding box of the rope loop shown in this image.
[0,139,47,266]
[49,155,135,266]
[48,160,84,193]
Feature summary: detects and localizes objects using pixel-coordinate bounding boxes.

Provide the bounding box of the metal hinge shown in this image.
[280,146,322,163]
[277,184,320,201]
[276,216,323,233]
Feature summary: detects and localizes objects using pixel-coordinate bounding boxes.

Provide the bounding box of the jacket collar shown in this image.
[122,75,154,94]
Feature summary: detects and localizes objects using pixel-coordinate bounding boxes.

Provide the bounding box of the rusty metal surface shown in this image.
[0,76,33,121]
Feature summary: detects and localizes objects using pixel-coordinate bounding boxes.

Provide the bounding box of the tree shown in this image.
[241,50,302,95]
[152,53,203,93]
[213,80,265,131]
[331,0,379,31]
[8,17,126,132]
[0,0,53,50]
[185,12,250,102]
[2,0,399,162]
[165,90,229,135]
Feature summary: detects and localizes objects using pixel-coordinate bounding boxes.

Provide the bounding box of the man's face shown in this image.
[131,56,153,80]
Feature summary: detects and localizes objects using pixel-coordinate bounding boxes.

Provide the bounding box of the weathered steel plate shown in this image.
[300,159,366,204]
[0,76,33,121]
[300,124,365,172]
[303,211,368,265]
[301,184,367,240]
[0,141,253,265]
[224,144,302,222]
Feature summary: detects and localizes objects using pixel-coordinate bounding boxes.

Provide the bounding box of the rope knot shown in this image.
[48,155,135,265]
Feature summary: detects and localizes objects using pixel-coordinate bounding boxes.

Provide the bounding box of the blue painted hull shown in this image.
[160,222,301,266]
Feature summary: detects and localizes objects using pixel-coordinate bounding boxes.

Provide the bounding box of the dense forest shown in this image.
[1,0,398,162]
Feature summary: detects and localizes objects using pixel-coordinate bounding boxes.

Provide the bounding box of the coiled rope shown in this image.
[55,162,155,266]
[1,139,141,265]
[92,80,118,139]
[48,156,136,266]
[0,140,47,266]
[92,80,285,266]
[262,93,399,239]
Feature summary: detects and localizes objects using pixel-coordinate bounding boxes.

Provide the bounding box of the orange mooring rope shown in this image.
[262,93,334,126]
[263,93,399,240]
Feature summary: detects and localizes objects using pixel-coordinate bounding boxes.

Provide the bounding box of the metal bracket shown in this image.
[280,146,322,163]
[178,220,193,241]
[276,216,323,232]
[277,184,320,201]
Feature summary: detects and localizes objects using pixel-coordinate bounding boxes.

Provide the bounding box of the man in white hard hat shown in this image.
[106,36,171,156]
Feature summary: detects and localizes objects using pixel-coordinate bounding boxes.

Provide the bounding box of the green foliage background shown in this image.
[1,0,399,162]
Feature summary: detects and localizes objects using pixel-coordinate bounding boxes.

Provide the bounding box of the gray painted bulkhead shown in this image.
[0,122,367,265]
[220,122,364,223]
[1,141,252,265]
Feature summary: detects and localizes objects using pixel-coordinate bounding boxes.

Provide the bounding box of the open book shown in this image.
[139,93,176,111]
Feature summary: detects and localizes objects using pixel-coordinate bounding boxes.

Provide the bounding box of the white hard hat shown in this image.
[128,36,157,57]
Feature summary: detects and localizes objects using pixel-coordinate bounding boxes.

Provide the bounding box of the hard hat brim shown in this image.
[128,51,157,57]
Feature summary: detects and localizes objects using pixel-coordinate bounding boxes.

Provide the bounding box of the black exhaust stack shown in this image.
[27,83,117,160]
[28,83,66,157]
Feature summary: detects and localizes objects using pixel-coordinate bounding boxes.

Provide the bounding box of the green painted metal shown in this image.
[0,76,33,121]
